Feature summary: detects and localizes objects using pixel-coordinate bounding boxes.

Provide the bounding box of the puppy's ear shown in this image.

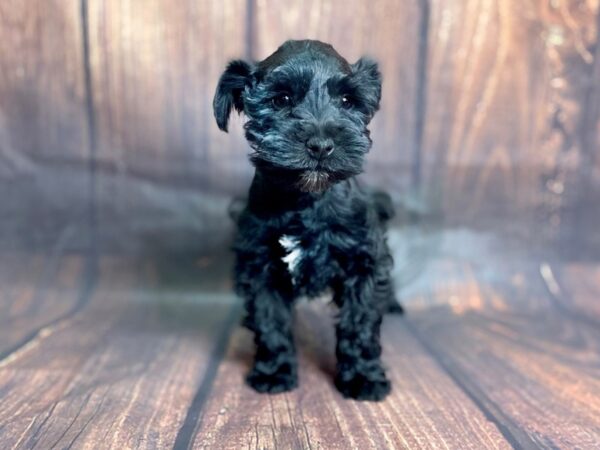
[213,60,253,132]
[351,57,382,119]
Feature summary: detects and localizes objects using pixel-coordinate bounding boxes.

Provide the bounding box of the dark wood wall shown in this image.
[0,0,598,254]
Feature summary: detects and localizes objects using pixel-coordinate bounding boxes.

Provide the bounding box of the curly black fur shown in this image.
[214,40,402,401]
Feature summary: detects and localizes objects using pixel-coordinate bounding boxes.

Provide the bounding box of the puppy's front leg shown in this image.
[334,276,390,401]
[245,290,297,393]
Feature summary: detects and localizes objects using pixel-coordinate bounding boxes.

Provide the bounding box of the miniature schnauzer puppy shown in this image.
[213,40,402,401]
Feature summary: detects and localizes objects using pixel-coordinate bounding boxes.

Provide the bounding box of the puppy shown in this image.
[214,40,402,401]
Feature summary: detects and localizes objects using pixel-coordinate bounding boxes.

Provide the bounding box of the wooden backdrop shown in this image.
[0,0,598,254]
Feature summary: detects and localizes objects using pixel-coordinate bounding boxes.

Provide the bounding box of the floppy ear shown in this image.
[351,57,382,120]
[213,59,253,132]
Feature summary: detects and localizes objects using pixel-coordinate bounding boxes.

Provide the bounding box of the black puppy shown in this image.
[214,40,402,401]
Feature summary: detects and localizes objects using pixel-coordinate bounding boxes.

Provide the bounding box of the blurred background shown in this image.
[0,0,598,259]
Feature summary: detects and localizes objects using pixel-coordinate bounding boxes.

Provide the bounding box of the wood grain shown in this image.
[86,0,250,253]
[253,0,421,194]
[421,0,599,238]
[551,261,600,324]
[1,0,598,252]
[0,257,237,449]
[0,0,87,164]
[409,257,600,449]
[191,301,510,449]
[0,252,88,362]
[88,0,250,191]
[2,232,600,447]
[0,0,91,249]
[560,15,600,255]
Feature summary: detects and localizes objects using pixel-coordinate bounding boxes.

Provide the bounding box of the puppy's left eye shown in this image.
[272,93,292,109]
[341,94,354,109]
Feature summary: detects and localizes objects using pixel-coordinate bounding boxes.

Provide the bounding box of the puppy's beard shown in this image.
[298,170,331,193]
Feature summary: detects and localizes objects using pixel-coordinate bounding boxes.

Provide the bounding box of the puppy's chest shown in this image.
[278,235,304,282]
[276,220,351,290]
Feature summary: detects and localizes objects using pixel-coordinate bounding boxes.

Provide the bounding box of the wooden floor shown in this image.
[1,229,599,449]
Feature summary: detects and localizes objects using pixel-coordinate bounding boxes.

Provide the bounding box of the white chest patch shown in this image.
[279,235,302,280]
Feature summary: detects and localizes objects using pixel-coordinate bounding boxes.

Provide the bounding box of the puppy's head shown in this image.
[213,40,381,193]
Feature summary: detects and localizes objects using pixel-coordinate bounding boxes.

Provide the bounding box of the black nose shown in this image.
[306,137,334,159]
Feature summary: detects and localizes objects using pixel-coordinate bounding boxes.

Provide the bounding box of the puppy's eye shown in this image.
[272,93,292,109]
[341,94,354,109]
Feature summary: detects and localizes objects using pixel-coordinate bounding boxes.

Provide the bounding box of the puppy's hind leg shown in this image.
[377,269,404,315]
[375,247,404,315]
[244,290,298,394]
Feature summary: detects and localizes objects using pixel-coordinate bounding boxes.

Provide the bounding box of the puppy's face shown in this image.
[214,40,382,193]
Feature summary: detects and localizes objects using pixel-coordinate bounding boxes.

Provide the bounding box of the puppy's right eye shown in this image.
[272,93,292,109]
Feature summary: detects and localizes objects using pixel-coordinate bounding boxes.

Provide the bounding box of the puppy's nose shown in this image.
[306,137,334,159]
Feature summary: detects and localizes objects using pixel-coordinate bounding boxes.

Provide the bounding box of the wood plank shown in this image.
[191,301,510,449]
[0,0,87,162]
[0,253,45,320]
[88,0,249,190]
[549,261,600,324]
[87,0,249,252]
[560,7,600,253]
[409,258,600,449]
[421,0,599,237]
[0,0,90,248]
[0,257,238,449]
[0,251,88,361]
[388,227,559,316]
[253,0,421,194]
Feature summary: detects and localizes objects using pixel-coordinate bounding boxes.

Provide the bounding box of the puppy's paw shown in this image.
[246,368,298,394]
[334,372,391,401]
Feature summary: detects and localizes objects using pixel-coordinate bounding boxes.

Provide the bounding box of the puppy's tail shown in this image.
[372,190,395,222]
